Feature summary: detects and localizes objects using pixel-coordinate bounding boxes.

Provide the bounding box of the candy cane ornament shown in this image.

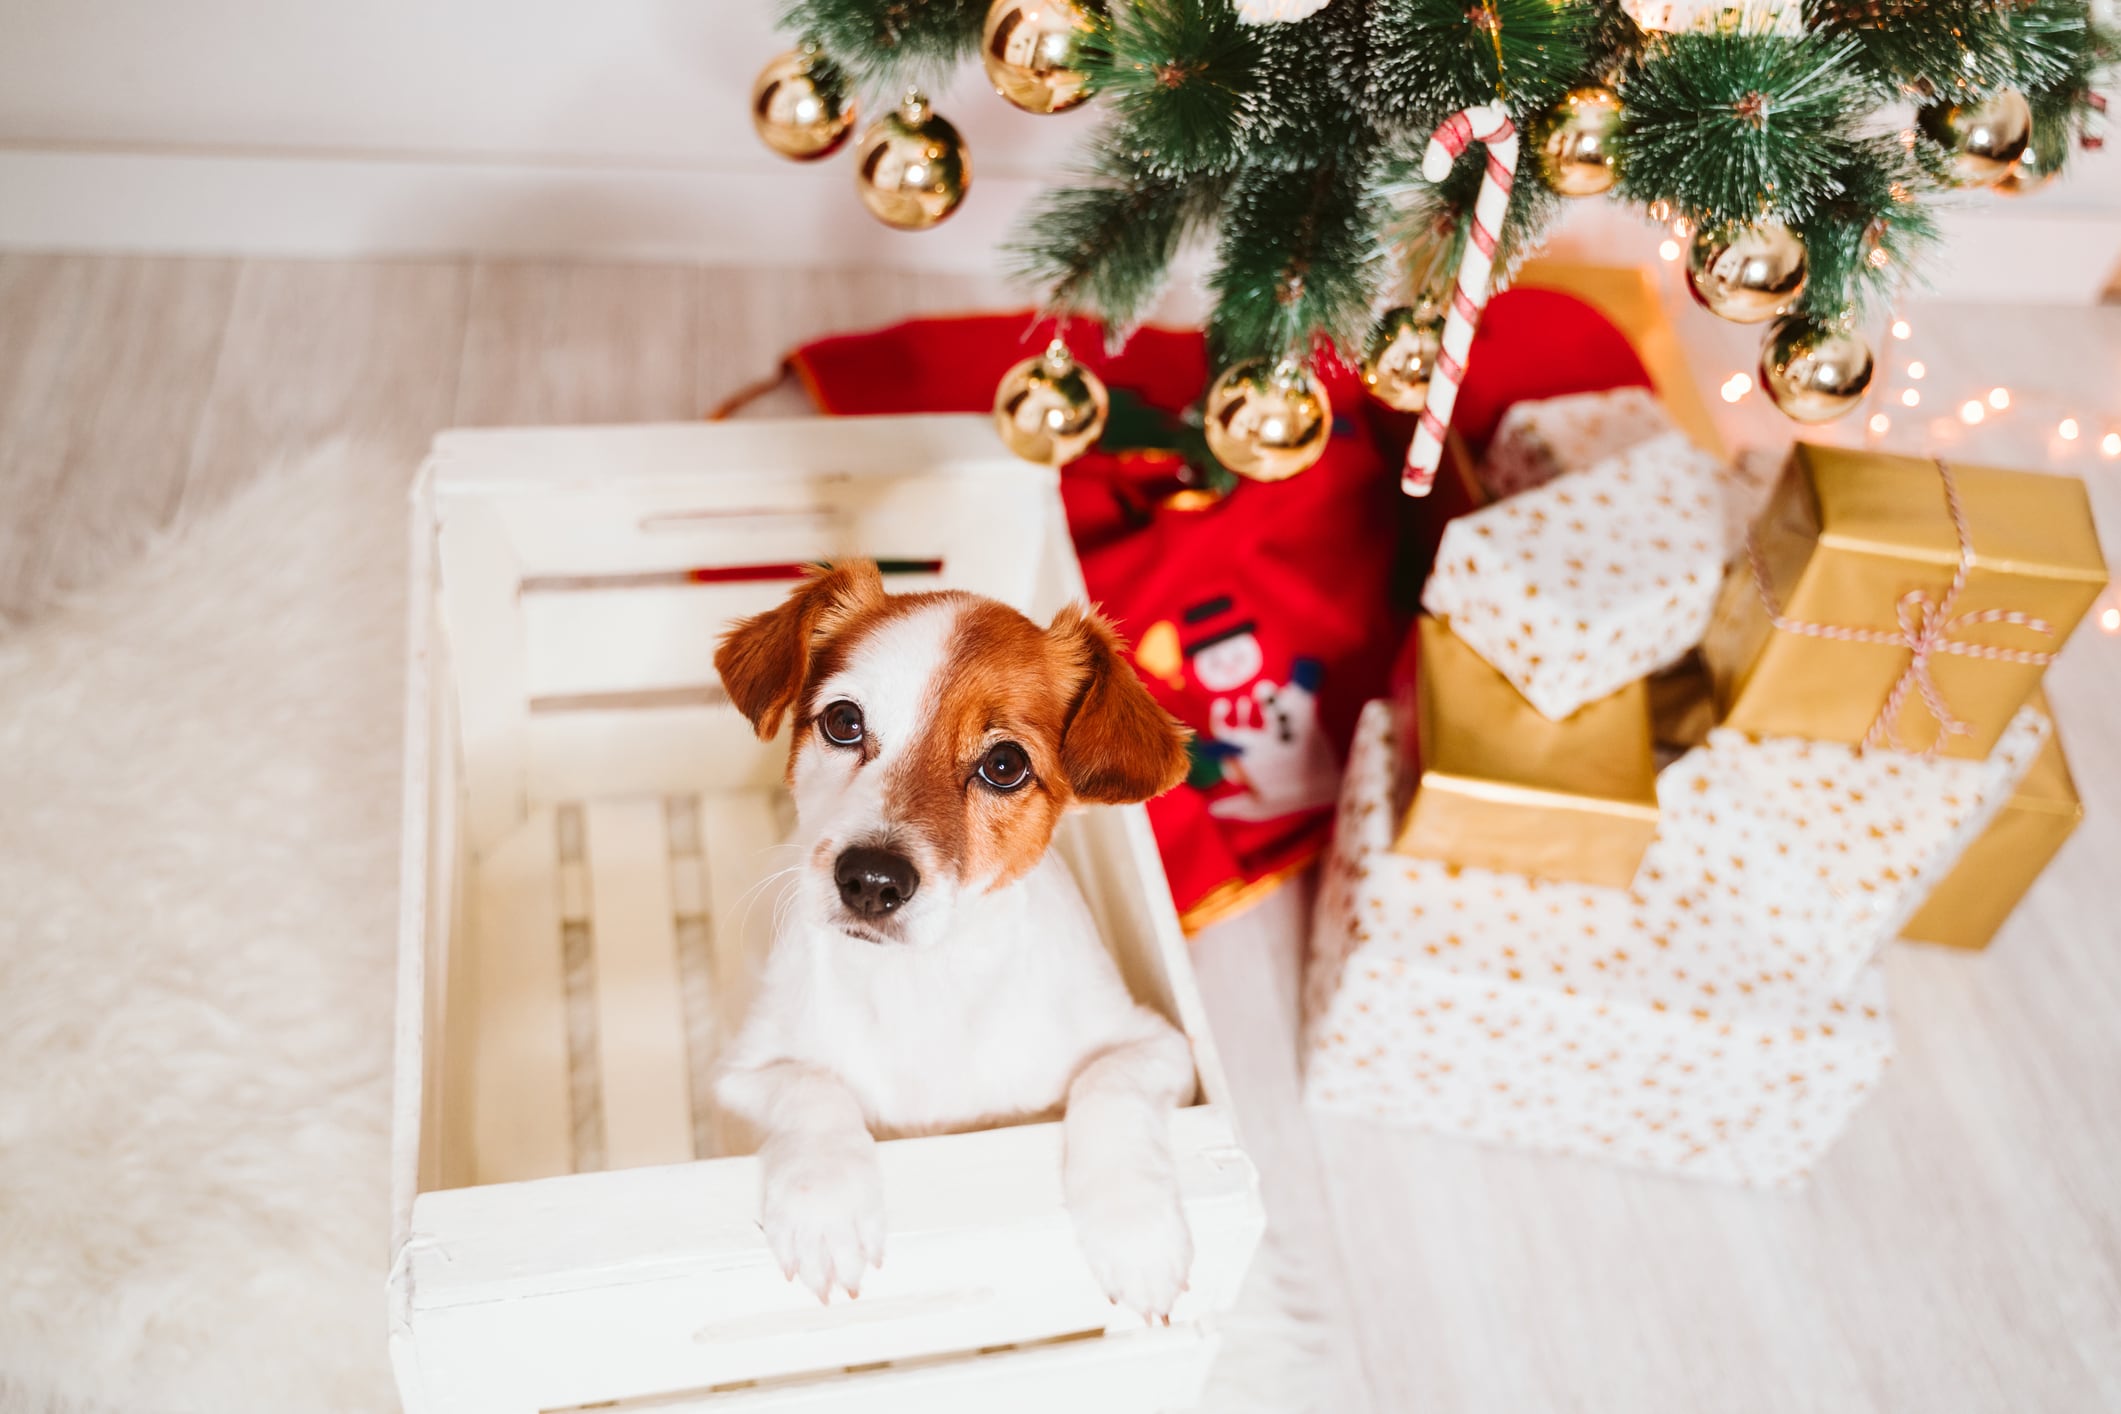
[1404,101,1518,496]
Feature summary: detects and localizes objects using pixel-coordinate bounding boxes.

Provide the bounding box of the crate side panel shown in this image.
[402,1191,1243,1414]
[435,499,532,854]
[405,1109,1250,1307]
[395,484,444,1230]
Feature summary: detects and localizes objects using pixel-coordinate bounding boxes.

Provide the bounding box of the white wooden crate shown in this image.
[389,416,1265,1414]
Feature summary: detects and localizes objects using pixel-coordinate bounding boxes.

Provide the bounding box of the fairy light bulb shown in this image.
[2102,604,2121,634]
[1891,319,1912,340]
[2059,418,2080,441]
[1960,400,1985,425]
[1988,387,2010,410]
[2103,433,2121,458]
[1868,413,1890,435]
[1907,361,1926,379]
[1658,239,1680,262]
[1901,389,1920,408]
[1721,373,1752,402]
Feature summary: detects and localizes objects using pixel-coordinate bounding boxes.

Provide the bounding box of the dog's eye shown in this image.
[819,700,865,748]
[976,742,1032,792]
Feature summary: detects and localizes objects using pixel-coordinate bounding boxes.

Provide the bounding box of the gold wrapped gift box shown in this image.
[1902,699,2082,950]
[1702,445,2107,759]
[1394,616,1658,888]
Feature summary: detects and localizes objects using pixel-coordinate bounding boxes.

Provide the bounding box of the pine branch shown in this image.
[1248,0,1377,170]
[1367,0,1606,127]
[1616,32,1874,225]
[1088,0,1264,177]
[1007,156,1229,342]
[1207,157,1384,365]
[784,0,986,93]
[1791,137,1938,320]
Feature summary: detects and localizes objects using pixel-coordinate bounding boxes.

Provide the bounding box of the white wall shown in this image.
[0,0,2116,298]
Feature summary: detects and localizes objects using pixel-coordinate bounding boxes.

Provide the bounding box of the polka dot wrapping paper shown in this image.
[1476,387,1675,502]
[1302,700,2046,1186]
[1685,709,2049,996]
[1422,431,1730,722]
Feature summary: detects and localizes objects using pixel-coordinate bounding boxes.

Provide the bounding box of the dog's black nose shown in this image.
[834,846,920,920]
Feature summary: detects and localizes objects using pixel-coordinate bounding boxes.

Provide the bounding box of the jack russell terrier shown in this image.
[713,560,1199,1319]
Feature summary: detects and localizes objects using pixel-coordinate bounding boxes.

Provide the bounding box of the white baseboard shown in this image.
[2,144,2115,304]
[0,145,1044,271]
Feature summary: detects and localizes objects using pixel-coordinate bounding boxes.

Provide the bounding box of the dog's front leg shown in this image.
[1063,1017,1197,1321]
[720,1060,883,1303]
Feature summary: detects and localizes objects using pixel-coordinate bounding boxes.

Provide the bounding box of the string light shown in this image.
[1890,319,1912,340]
[1868,413,1890,434]
[1907,361,1926,379]
[1960,400,1985,425]
[1721,373,1753,402]
[2103,433,2121,458]
[1658,239,1681,261]
[1901,388,1921,408]
[1988,387,2010,410]
[1867,248,1891,269]
[1673,216,1693,238]
[2103,605,2121,634]
[2059,418,2080,440]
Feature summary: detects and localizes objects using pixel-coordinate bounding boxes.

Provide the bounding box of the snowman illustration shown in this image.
[1159,596,1340,824]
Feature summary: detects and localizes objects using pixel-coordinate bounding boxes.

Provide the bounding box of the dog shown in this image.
[712,560,1199,1319]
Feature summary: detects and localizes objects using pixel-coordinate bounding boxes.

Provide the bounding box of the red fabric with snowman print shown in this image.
[782,292,1652,931]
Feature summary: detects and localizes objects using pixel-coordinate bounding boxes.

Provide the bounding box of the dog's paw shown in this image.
[759,1130,884,1303]
[1068,1162,1193,1321]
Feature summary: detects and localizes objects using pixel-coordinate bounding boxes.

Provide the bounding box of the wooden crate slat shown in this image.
[696,790,788,1158]
[469,809,575,1186]
[520,579,790,701]
[528,1326,1213,1414]
[526,703,776,806]
[585,800,696,1171]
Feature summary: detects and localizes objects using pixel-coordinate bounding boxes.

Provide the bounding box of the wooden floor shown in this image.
[3,252,2119,1412]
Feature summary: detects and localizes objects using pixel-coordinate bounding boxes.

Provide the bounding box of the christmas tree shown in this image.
[753,0,2113,447]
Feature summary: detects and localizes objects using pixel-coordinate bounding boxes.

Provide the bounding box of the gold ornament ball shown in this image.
[1758,316,1875,424]
[1360,305,1445,413]
[1202,359,1333,482]
[854,95,970,230]
[750,50,856,161]
[1535,86,1624,197]
[1995,142,2060,197]
[993,339,1109,466]
[1918,89,2032,188]
[982,0,1096,115]
[1686,219,1808,324]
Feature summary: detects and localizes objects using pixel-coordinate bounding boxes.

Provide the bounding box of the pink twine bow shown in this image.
[1747,457,2056,758]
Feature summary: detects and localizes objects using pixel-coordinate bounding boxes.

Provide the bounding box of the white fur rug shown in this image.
[0,442,1333,1414]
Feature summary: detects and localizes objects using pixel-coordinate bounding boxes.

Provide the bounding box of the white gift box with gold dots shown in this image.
[1422,431,1729,721]
[1477,386,1676,501]
[1683,707,2050,996]
[1304,701,1894,1187]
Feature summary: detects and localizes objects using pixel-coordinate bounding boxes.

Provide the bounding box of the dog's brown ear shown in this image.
[715,561,886,739]
[1049,603,1191,805]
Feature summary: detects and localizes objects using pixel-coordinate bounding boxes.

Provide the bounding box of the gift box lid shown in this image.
[1802,445,2108,585]
[1412,615,1657,813]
